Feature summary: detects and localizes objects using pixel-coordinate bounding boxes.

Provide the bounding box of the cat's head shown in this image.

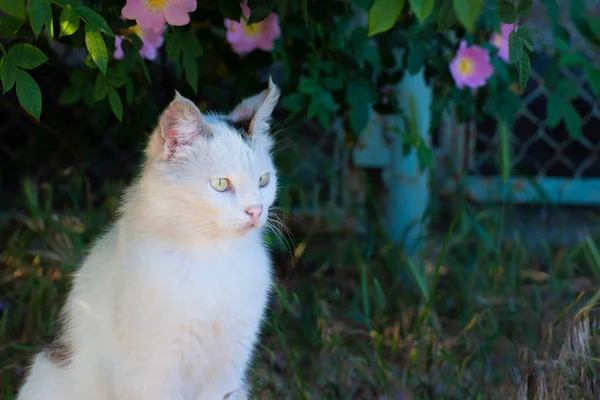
[141,79,280,239]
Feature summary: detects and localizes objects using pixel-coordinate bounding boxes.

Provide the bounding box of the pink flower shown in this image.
[114,25,165,61]
[122,0,196,33]
[449,41,494,89]
[491,23,515,62]
[224,2,281,55]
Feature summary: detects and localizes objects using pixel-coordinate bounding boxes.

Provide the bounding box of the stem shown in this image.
[0,42,5,54]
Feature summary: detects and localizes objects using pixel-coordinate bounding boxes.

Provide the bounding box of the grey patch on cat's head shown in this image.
[224,118,252,141]
[43,312,73,368]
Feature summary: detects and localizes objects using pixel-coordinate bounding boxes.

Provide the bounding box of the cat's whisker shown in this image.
[265,214,294,257]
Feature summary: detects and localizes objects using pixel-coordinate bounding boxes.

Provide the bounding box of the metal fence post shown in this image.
[382,68,432,255]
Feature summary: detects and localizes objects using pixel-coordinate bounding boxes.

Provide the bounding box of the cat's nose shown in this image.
[245,205,263,224]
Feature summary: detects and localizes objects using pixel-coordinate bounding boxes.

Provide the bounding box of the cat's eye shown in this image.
[210,178,230,192]
[259,173,270,187]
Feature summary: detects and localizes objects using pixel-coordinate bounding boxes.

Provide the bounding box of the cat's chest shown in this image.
[159,246,271,323]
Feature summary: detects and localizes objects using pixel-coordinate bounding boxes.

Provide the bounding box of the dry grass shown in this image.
[2,179,600,399]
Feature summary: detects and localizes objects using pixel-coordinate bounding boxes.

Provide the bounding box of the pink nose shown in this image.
[245,205,263,224]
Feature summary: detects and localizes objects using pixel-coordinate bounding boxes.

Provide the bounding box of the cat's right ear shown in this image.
[146,92,210,161]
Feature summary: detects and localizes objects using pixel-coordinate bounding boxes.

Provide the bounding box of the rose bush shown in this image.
[0,0,599,161]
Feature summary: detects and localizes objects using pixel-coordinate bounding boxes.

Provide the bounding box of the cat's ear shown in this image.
[147,92,210,161]
[228,77,280,136]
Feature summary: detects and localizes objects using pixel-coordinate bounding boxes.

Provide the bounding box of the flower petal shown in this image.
[225,21,243,41]
[114,36,125,60]
[164,4,191,26]
[121,0,145,20]
[255,33,275,51]
[136,10,166,33]
[178,0,197,12]
[231,37,257,55]
[140,42,158,60]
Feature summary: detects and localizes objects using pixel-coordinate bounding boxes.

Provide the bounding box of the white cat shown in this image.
[17,79,281,400]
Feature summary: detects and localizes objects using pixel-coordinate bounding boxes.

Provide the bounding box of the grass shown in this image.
[2,178,600,399]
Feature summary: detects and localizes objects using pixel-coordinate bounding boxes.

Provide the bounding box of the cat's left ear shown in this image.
[228,77,280,136]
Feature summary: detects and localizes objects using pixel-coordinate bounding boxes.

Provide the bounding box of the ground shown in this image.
[1,181,600,399]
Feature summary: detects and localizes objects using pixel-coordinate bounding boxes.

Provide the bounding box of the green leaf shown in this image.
[298,78,320,95]
[281,92,306,111]
[322,76,344,91]
[0,15,25,38]
[346,79,370,134]
[59,5,80,37]
[437,0,458,31]
[124,77,134,105]
[508,29,522,64]
[516,26,533,51]
[108,87,123,121]
[558,52,588,67]
[94,73,108,101]
[553,25,570,53]
[138,56,151,83]
[587,15,600,40]
[316,107,331,129]
[499,119,510,184]
[453,0,482,32]
[518,51,530,94]
[585,65,600,96]
[181,31,203,57]
[350,103,369,134]
[166,30,202,61]
[7,43,48,69]
[182,52,198,94]
[346,79,374,108]
[563,102,582,139]
[106,68,126,88]
[416,142,434,170]
[44,1,54,40]
[166,31,183,61]
[491,57,510,82]
[85,24,108,75]
[0,55,17,93]
[0,0,25,18]
[367,0,405,36]
[546,93,563,129]
[406,44,425,74]
[83,83,94,107]
[319,90,337,112]
[58,85,82,106]
[53,0,79,6]
[496,0,517,24]
[363,45,381,73]
[16,69,42,121]
[219,0,242,21]
[352,0,374,11]
[307,97,319,118]
[28,0,46,39]
[84,53,97,70]
[247,0,276,24]
[75,6,114,37]
[516,0,533,17]
[409,0,434,23]
[556,80,578,99]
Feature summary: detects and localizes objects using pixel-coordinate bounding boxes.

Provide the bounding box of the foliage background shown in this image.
[2,0,600,398]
